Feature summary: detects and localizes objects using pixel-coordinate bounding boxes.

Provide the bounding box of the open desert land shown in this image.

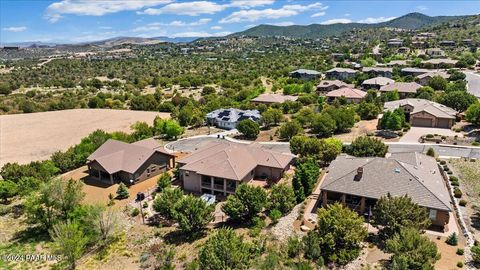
[0,109,170,166]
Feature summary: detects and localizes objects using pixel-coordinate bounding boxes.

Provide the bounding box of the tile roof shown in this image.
[416,71,450,80]
[178,141,294,181]
[290,69,321,75]
[384,98,457,119]
[321,153,452,211]
[317,80,353,89]
[251,93,298,103]
[326,87,367,99]
[362,76,395,86]
[380,82,421,93]
[87,138,172,174]
[326,67,358,74]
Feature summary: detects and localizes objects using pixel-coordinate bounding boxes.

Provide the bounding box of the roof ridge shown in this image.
[321,157,377,190]
[394,159,451,211]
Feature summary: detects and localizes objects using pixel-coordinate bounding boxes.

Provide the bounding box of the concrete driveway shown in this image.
[399,127,461,143]
[464,71,480,97]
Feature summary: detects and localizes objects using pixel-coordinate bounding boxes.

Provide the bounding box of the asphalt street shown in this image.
[465,71,480,97]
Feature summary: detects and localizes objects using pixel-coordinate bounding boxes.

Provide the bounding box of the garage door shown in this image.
[411,117,433,127]
[437,119,451,128]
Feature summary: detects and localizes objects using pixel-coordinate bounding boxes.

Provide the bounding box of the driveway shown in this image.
[464,71,480,97]
[399,127,460,143]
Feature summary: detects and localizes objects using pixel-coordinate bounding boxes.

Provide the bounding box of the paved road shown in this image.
[465,71,480,97]
[166,136,480,159]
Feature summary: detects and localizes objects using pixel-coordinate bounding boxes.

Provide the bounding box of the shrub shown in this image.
[426,147,436,157]
[222,184,267,222]
[157,172,172,192]
[346,136,388,157]
[142,201,148,208]
[287,236,302,258]
[446,232,458,246]
[456,248,464,255]
[440,160,447,165]
[459,200,467,206]
[447,171,453,175]
[268,209,282,224]
[237,119,260,139]
[472,245,480,264]
[449,176,458,182]
[173,195,214,234]
[131,208,140,217]
[457,261,464,268]
[451,181,460,187]
[116,183,129,199]
[454,188,463,198]
[426,134,434,138]
[268,183,296,214]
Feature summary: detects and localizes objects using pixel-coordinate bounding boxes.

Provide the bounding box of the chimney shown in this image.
[355,167,363,181]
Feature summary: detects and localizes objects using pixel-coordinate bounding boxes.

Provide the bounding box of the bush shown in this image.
[440,160,447,165]
[449,176,458,182]
[446,232,458,246]
[157,172,172,192]
[222,184,267,222]
[459,199,467,206]
[472,245,480,264]
[456,248,464,255]
[457,261,464,268]
[454,188,463,198]
[237,119,260,139]
[268,183,296,214]
[173,195,214,234]
[451,181,460,187]
[116,183,129,199]
[426,134,434,138]
[447,171,453,175]
[131,208,140,217]
[346,136,388,157]
[426,147,436,157]
[287,236,302,258]
[268,209,282,224]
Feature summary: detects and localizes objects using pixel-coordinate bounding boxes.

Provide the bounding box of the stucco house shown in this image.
[326,87,367,104]
[178,141,294,196]
[384,98,457,128]
[325,67,358,81]
[416,71,450,86]
[316,80,353,93]
[361,76,394,90]
[251,93,298,105]
[289,69,321,81]
[87,138,175,184]
[206,108,261,130]
[380,82,422,99]
[320,153,452,231]
[362,67,393,78]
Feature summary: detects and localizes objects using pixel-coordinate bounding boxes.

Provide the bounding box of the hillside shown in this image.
[229,12,471,39]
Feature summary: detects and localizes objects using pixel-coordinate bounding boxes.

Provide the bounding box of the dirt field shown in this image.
[0,109,170,166]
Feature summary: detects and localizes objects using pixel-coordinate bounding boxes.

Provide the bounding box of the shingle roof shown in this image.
[384,98,457,119]
[206,108,260,123]
[87,138,172,174]
[326,87,367,99]
[362,67,393,73]
[317,80,353,89]
[416,71,450,80]
[380,82,421,93]
[290,69,321,75]
[326,67,358,74]
[421,58,458,65]
[321,153,452,211]
[178,141,294,181]
[362,76,394,86]
[251,93,298,103]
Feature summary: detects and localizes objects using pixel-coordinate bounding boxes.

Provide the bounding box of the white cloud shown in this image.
[140,1,225,16]
[228,0,275,9]
[417,6,428,11]
[44,0,172,22]
[311,11,326,17]
[3,26,27,32]
[210,25,222,30]
[357,16,396,24]
[320,18,352,25]
[98,26,112,30]
[171,31,231,38]
[144,18,211,28]
[220,2,326,23]
[269,21,294,26]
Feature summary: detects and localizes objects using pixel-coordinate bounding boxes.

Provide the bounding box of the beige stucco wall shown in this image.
[133,152,171,182]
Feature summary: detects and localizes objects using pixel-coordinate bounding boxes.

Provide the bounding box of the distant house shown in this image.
[331,53,345,61]
[384,98,457,128]
[401,67,431,77]
[421,58,458,68]
[385,60,408,67]
[362,67,393,78]
[416,71,450,86]
[397,47,410,54]
[316,80,353,92]
[325,67,358,81]
[320,153,452,231]
[387,38,403,47]
[178,141,294,196]
[206,108,261,130]
[326,87,366,104]
[251,93,298,105]
[439,40,455,47]
[426,48,445,57]
[87,138,175,184]
[289,69,321,81]
[361,76,394,90]
[380,82,421,99]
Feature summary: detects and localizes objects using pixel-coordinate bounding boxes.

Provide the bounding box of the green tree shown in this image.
[346,136,388,157]
[372,194,431,239]
[292,157,320,202]
[278,120,303,140]
[50,220,89,270]
[0,180,18,203]
[222,184,267,222]
[356,102,381,120]
[427,76,448,91]
[324,106,356,133]
[437,91,478,112]
[472,245,480,264]
[261,108,284,128]
[314,203,367,264]
[293,107,315,127]
[466,102,480,126]
[198,228,252,270]
[173,195,214,234]
[268,183,296,214]
[164,119,184,139]
[157,172,172,192]
[237,119,260,139]
[116,183,129,199]
[386,228,439,270]
[153,187,183,220]
[311,113,336,138]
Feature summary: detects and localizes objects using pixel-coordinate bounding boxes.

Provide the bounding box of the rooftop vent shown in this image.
[354,167,363,181]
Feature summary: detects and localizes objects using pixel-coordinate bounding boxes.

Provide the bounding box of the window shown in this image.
[429,209,437,220]
[151,165,156,172]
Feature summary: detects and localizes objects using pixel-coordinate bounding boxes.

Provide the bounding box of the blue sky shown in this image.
[1,0,479,43]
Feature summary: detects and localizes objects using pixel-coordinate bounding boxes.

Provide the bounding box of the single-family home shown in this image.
[289,69,321,81]
[439,40,455,47]
[385,60,408,67]
[421,58,458,68]
[426,48,445,57]
[178,141,294,196]
[380,82,422,99]
[320,153,452,231]
[331,53,345,61]
[384,98,457,128]
[361,76,394,90]
[251,93,298,105]
[416,71,451,86]
[326,87,367,104]
[316,80,354,93]
[401,67,431,77]
[362,67,393,78]
[206,108,261,130]
[325,67,358,81]
[87,138,175,184]
[397,47,410,54]
[387,38,403,47]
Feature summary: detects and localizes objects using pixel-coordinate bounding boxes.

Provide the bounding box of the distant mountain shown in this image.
[152,36,199,43]
[229,12,471,39]
[1,41,57,48]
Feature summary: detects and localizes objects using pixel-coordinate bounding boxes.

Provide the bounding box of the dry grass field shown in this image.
[0,109,170,166]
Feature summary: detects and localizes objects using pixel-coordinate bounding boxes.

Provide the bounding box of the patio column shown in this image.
[360,197,366,214]
[210,176,214,194]
[223,179,227,196]
[322,191,328,206]
[97,170,101,180]
[341,194,346,206]
[110,174,113,184]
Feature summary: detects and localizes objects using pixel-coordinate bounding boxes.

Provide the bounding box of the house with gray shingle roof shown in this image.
[325,67,359,81]
[87,138,175,184]
[289,69,321,81]
[178,141,294,196]
[320,153,452,230]
[206,108,261,130]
